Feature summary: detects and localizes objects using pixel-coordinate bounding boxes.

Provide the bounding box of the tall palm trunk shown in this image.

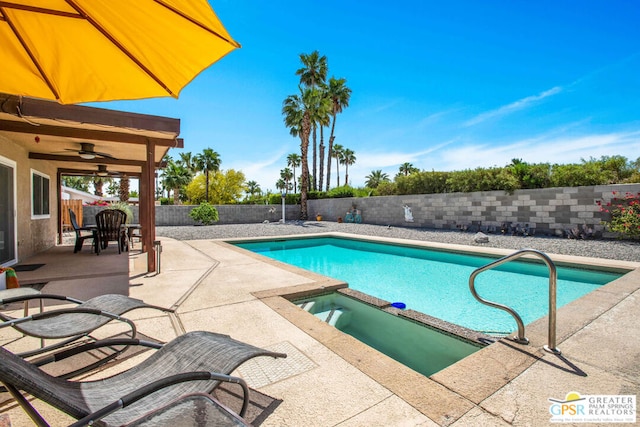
[312,124,317,191]
[345,164,350,187]
[119,176,130,202]
[300,113,311,219]
[94,179,104,197]
[318,125,325,191]
[326,115,337,191]
[292,166,297,194]
[335,157,340,187]
[205,170,210,202]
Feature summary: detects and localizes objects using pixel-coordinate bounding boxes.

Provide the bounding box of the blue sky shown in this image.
[95,0,640,192]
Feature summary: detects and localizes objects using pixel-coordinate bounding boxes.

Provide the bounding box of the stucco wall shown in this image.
[0,134,58,262]
[83,183,640,237]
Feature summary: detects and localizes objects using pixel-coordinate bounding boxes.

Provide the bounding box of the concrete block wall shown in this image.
[309,184,640,236]
[81,183,640,236]
[83,204,298,226]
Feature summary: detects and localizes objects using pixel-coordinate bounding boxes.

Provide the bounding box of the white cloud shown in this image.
[433,130,640,171]
[226,146,290,192]
[464,86,563,127]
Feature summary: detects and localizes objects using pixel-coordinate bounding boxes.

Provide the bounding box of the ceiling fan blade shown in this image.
[94,151,116,159]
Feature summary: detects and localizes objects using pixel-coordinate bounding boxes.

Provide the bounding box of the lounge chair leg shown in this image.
[3,383,50,427]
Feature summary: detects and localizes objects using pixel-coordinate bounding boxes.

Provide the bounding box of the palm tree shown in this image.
[399,162,418,176]
[118,175,130,202]
[326,77,351,191]
[245,180,261,199]
[193,148,221,203]
[280,168,293,193]
[178,152,196,173]
[275,178,287,192]
[342,148,356,186]
[162,161,192,204]
[287,153,301,193]
[93,176,106,197]
[296,50,328,87]
[365,170,390,189]
[296,50,328,191]
[282,86,313,219]
[332,144,344,187]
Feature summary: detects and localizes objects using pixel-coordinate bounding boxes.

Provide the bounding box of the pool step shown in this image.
[313,307,350,327]
[297,301,351,327]
[297,301,315,312]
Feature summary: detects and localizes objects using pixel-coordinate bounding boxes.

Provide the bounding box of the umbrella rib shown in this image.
[154,0,241,48]
[0,2,82,18]
[65,0,177,97]
[0,6,62,100]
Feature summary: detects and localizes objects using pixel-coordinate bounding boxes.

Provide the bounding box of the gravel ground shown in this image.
[156,221,640,262]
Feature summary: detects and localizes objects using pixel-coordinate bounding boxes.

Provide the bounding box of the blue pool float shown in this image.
[391,302,406,309]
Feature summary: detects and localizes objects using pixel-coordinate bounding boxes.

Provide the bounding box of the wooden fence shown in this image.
[61,199,83,230]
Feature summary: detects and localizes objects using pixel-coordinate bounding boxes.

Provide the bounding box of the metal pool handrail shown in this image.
[469,248,561,354]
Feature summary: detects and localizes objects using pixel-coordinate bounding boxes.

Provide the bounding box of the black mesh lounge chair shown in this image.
[0,293,172,375]
[69,209,97,253]
[122,393,250,426]
[0,331,287,426]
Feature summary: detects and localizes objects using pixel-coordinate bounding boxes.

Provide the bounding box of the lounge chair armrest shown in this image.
[69,372,249,427]
[0,293,83,305]
[1,307,128,330]
[38,337,163,365]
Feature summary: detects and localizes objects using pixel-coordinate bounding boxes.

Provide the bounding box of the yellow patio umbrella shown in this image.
[0,0,240,104]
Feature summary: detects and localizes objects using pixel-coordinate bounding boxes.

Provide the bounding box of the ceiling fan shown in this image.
[65,142,116,159]
[94,164,122,177]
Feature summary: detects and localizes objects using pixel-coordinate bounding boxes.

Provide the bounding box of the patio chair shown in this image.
[0,331,287,426]
[69,209,97,253]
[95,209,127,255]
[0,292,172,377]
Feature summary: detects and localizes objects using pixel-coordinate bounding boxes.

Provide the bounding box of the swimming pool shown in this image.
[235,237,624,334]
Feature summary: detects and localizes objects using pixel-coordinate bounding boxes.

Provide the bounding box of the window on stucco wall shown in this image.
[31,169,50,219]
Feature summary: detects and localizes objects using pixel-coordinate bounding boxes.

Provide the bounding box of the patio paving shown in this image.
[1,235,638,426]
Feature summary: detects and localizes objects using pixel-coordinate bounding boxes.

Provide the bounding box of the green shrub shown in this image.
[106,202,133,224]
[268,193,300,205]
[597,191,640,239]
[189,202,219,225]
[307,190,326,200]
[326,186,356,198]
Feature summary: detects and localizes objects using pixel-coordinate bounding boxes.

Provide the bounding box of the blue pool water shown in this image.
[235,237,623,334]
[295,292,481,376]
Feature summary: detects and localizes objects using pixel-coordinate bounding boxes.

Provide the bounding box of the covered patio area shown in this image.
[0,93,182,273]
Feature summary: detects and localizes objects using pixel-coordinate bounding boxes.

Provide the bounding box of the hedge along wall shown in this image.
[82,183,640,236]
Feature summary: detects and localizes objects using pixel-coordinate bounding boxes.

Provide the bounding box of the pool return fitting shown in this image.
[469,248,560,354]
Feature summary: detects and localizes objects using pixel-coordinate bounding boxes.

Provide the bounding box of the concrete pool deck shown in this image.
[1,233,639,426]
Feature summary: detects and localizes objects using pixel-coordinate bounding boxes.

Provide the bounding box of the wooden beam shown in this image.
[58,168,142,178]
[28,152,169,168]
[1,119,181,146]
[0,93,181,134]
